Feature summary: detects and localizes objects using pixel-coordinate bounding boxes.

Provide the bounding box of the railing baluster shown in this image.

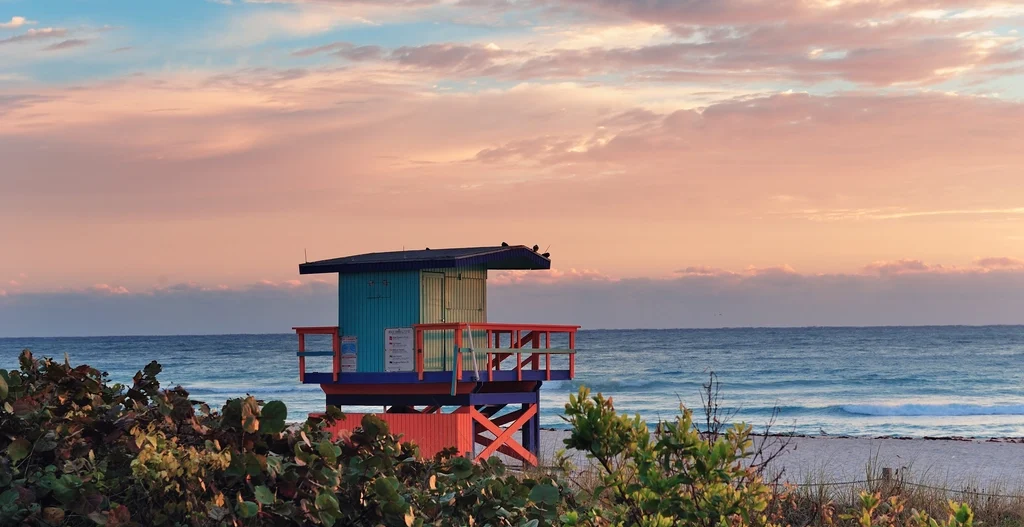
[298,332,306,382]
[569,330,576,378]
[332,330,340,382]
[455,326,463,381]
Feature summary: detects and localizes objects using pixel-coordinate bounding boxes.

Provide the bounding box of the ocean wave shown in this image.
[840,403,1024,417]
[184,386,319,396]
[545,378,684,392]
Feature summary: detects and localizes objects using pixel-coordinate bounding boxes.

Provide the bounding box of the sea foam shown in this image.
[841,403,1024,417]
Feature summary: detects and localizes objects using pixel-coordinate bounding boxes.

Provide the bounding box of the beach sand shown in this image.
[538,430,1024,490]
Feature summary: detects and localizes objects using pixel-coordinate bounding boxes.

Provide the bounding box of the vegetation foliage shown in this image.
[1,350,986,527]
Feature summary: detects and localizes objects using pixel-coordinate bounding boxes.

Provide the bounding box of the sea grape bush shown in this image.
[0,350,570,526]
[558,387,774,527]
[0,351,978,527]
[558,387,978,527]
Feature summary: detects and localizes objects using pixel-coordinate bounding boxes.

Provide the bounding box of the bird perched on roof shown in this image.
[542,252,550,258]
[501,242,509,247]
[532,245,539,252]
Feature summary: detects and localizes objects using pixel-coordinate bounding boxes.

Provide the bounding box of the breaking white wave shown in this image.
[841,403,1024,417]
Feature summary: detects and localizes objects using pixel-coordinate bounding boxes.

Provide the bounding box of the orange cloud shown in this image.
[975,257,1024,269]
[2,65,1023,287]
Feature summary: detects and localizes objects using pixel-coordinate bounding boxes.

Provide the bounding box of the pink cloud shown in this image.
[2,65,1024,287]
[0,27,67,46]
[91,284,131,295]
[490,268,615,286]
[975,256,1024,269]
[42,39,90,52]
[863,259,938,276]
[0,16,34,29]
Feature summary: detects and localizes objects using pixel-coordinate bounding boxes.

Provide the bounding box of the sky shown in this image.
[2,0,1024,335]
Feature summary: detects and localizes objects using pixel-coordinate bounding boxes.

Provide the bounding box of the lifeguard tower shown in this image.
[292,244,579,466]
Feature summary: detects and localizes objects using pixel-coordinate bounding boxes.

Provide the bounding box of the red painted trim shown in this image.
[320,383,477,395]
[471,405,537,464]
[292,326,340,334]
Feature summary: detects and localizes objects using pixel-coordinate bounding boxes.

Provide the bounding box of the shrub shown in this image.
[0,350,572,526]
[0,352,980,527]
[558,387,774,527]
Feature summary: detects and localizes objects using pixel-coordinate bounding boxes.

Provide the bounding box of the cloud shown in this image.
[863,259,939,276]
[42,39,90,51]
[217,1,441,45]
[90,283,131,295]
[489,262,1024,329]
[0,280,337,337]
[5,263,1024,336]
[291,41,384,60]
[490,268,615,286]
[0,16,34,29]
[2,66,1024,288]
[976,257,1024,269]
[283,19,1022,86]
[0,27,67,46]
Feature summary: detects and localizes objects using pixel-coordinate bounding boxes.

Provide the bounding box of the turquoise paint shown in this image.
[338,270,421,373]
[336,266,490,373]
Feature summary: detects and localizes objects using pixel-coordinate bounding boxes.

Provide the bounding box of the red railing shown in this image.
[293,326,340,382]
[413,323,580,382]
[293,323,579,383]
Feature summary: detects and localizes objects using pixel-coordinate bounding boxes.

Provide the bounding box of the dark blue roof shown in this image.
[299,245,551,275]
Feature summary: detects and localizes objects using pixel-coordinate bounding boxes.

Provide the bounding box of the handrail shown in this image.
[293,326,340,382]
[413,322,579,382]
[292,322,579,384]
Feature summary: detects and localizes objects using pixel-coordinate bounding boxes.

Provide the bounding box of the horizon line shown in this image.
[2,323,1022,340]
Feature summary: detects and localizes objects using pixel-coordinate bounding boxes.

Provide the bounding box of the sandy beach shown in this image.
[538,430,1024,490]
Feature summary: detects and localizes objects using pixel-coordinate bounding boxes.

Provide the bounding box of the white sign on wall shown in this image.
[341,336,358,373]
[384,327,415,372]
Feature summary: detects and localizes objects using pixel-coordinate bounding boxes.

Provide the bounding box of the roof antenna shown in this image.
[304,248,308,263]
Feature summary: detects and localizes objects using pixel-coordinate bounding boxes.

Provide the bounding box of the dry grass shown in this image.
[774,456,1024,527]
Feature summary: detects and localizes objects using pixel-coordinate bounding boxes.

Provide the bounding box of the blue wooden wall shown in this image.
[338,270,420,373]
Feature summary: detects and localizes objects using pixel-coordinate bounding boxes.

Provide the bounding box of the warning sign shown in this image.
[384,327,415,372]
[341,336,357,373]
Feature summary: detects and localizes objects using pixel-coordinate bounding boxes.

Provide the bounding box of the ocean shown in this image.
[3,326,1023,438]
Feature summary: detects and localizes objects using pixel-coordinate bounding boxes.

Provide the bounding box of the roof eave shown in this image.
[298,246,550,275]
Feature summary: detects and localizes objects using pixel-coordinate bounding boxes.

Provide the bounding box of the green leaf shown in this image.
[0,489,18,507]
[315,492,340,516]
[528,483,560,506]
[236,500,259,518]
[260,401,288,435]
[143,361,162,378]
[451,457,473,480]
[0,370,8,400]
[317,441,339,465]
[253,485,275,505]
[7,438,30,462]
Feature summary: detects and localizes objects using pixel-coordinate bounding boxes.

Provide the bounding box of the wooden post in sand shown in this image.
[882,467,893,483]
